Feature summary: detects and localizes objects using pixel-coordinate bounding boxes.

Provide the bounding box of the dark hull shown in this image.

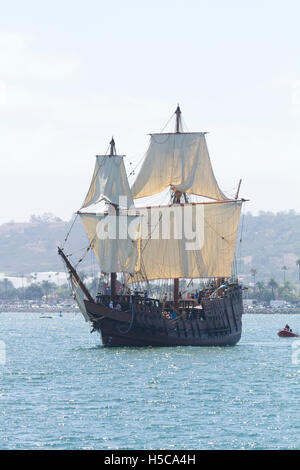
[278,329,299,338]
[83,285,243,347]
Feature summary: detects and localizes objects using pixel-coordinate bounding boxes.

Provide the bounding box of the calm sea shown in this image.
[0,312,299,450]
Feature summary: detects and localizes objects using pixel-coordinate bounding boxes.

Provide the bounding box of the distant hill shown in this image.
[238,210,300,284]
[0,214,88,275]
[1,211,300,284]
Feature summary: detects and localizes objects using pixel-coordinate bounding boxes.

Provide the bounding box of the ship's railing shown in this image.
[95,284,242,322]
[95,293,160,311]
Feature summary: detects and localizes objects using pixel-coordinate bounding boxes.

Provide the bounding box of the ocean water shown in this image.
[0,312,299,450]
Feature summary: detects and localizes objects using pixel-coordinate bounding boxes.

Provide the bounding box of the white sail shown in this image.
[130,201,241,281]
[81,155,134,209]
[80,213,141,274]
[131,133,228,201]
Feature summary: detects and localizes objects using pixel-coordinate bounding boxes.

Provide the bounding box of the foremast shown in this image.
[75,136,141,301]
[173,105,182,305]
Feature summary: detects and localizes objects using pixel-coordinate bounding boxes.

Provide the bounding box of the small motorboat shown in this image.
[278,328,299,338]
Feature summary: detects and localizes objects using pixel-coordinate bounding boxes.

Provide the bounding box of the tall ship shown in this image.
[59,106,246,346]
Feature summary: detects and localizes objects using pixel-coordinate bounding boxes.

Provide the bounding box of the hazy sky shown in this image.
[1,0,300,223]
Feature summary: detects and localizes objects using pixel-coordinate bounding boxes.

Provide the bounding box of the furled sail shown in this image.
[80,213,141,274]
[131,133,228,201]
[81,155,134,209]
[129,201,241,281]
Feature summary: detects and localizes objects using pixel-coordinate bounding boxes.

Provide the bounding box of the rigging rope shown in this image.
[74,235,96,268]
[160,110,176,133]
[237,204,246,276]
[63,213,79,246]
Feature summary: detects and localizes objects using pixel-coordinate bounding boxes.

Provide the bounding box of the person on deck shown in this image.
[109,300,114,309]
[218,284,227,297]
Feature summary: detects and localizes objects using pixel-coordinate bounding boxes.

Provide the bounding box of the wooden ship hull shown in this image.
[83,284,243,347]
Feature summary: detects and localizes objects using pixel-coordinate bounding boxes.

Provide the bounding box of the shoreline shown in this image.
[244,308,300,314]
[0,306,299,314]
[0,304,79,313]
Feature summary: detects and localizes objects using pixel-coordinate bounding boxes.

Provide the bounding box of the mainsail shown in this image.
[129,201,242,282]
[131,132,228,201]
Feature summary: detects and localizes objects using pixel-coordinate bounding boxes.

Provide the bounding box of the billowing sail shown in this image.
[80,213,141,274]
[131,133,228,201]
[81,155,134,209]
[129,201,241,281]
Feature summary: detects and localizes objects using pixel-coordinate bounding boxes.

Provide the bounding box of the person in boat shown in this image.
[109,300,114,309]
[116,303,122,311]
[285,324,291,331]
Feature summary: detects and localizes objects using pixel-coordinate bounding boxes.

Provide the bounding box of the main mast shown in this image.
[109,137,117,298]
[173,106,182,305]
[175,104,182,133]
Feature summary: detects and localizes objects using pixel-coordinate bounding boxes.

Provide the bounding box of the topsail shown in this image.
[82,154,133,209]
[131,132,228,201]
